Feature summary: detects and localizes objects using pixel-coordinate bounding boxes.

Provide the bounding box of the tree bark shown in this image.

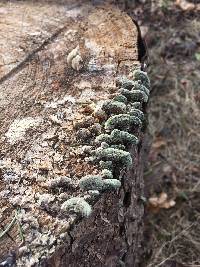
[0,1,146,266]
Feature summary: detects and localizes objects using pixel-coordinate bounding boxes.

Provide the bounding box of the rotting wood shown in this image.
[0,1,148,266]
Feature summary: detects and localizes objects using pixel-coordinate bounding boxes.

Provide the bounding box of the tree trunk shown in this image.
[0,1,147,266]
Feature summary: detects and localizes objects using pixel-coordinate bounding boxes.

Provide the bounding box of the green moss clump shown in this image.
[113,94,128,104]
[102,100,126,115]
[96,147,132,167]
[95,134,111,144]
[132,70,150,90]
[101,169,113,179]
[61,197,92,217]
[105,114,142,131]
[79,175,104,191]
[119,88,148,103]
[103,179,121,191]
[128,108,144,121]
[99,160,113,170]
[111,129,139,145]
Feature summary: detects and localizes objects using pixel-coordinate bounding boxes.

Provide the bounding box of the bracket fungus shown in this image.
[79,175,104,191]
[102,100,127,115]
[105,114,142,131]
[132,81,150,96]
[110,129,139,145]
[132,70,150,90]
[70,66,150,219]
[99,160,113,170]
[128,108,144,121]
[61,197,92,218]
[95,134,111,145]
[119,88,148,103]
[95,147,132,167]
[113,94,128,104]
[101,169,113,179]
[103,179,121,191]
[79,175,121,192]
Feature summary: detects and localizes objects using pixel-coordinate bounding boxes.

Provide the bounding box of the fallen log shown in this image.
[0,1,149,266]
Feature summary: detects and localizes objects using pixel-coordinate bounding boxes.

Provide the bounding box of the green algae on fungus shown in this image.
[61,197,92,217]
[96,147,132,167]
[102,100,126,115]
[79,174,121,192]
[95,134,111,144]
[100,142,110,149]
[116,76,135,90]
[103,179,121,191]
[79,175,103,191]
[130,102,142,109]
[132,70,150,90]
[119,88,148,103]
[88,190,100,197]
[128,108,144,121]
[116,76,150,95]
[105,114,142,131]
[101,169,113,179]
[132,81,150,96]
[110,144,126,150]
[99,160,113,170]
[111,129,139,145]
[113,94,128,104]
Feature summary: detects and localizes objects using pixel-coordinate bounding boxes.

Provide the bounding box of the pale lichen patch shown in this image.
[5,117,43,144]
[44,95,76,109]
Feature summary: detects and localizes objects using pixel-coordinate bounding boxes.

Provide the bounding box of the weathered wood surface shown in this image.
[0,1,145,266]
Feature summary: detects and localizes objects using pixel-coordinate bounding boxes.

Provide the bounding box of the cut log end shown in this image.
[0,1,147,266]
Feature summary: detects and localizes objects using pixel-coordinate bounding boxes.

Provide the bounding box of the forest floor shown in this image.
[128,1,200,266]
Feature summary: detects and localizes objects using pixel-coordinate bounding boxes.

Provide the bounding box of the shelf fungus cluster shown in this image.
[61,69,150,218]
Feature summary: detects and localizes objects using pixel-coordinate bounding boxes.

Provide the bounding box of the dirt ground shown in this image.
[127,1,200,266]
